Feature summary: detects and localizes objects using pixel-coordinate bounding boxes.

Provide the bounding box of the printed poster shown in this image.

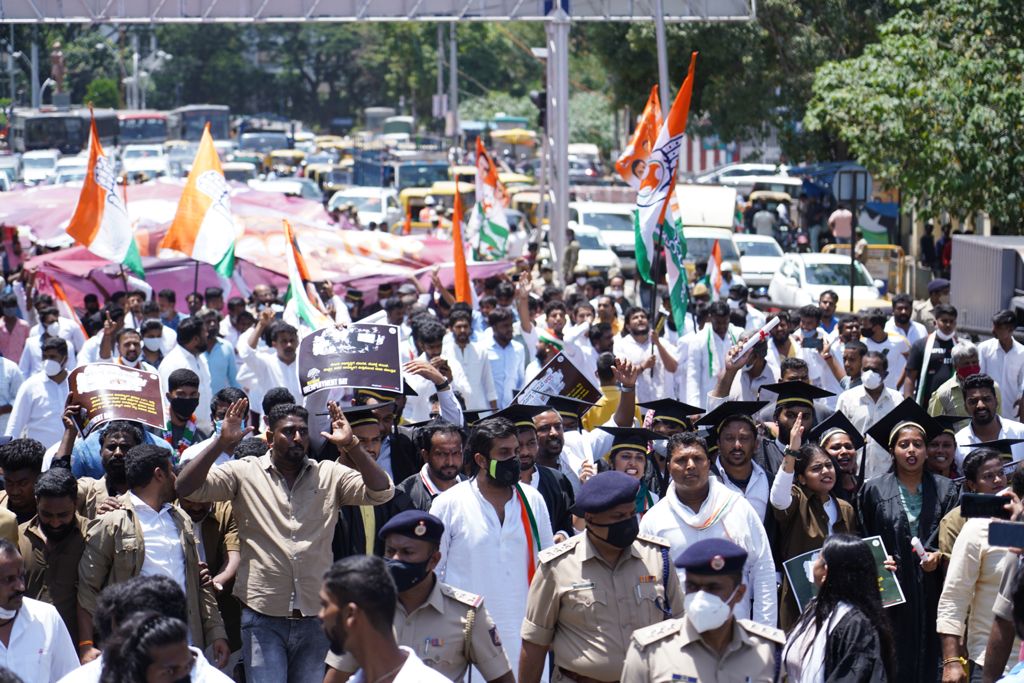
[68,363,165,435]
[298,323,402,396]
[513,352,602,407]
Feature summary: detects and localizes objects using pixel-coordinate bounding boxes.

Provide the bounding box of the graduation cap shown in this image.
[761,381,835,408]
[865,398,943,449]
[695,401,768,433]
[966,438,1024,459]
[932,414,968,438]
[341,402,392,428]
[491,404,550,430]
[462,409,494,426]
[356,384,418,402]
[807,411,865,450]
[637,399,704,430]
[598,426,666,457]
[537,392,597,422]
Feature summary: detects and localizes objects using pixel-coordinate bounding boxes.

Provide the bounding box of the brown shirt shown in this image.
[521,532,685,682]
[0,506,17,546]
[19,514,87,643]
[76,476,117,520]
[187,453,394,617]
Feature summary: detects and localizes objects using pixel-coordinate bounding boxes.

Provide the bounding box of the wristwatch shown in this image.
[434,379,451,391]
[784,447,801,457]
[617,384,635,393]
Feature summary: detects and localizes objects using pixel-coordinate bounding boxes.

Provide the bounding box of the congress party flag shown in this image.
[634,52,698,286]
[469,137,510,260]
[707,239,723,301]
[284,220,333,331]
[160,123,237,277]
[663,192,689,331]
[615,85,662,190]
[66,111,144,277]
[452,174,472,304]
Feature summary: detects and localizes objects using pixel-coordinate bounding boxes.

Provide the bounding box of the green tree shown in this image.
[83,77,120,108]
[805,0,1024,229]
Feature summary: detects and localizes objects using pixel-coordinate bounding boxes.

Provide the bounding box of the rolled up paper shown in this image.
[733,316,781,358]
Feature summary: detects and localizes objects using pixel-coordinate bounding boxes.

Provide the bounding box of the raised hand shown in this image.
[320,400,355,450]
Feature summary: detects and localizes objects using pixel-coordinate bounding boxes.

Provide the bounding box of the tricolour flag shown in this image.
[468,137,510,260]
[160,122,237,277]
[615,86,662,190]
[452,174,472,304]
[634,52,698,285]
[65,112,144,277]
[283,220,333,331]
[663,192,689,331]
[707,239,723,300]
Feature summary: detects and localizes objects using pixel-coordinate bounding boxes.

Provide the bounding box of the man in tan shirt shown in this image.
[520,471,685,683]
[324,510,513,683]
[175,397,394,682]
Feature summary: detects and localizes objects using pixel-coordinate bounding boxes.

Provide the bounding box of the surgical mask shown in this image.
[170,397,200,418]
[935,328,955,341]
[957,364,981,380]
[610,288,624,298]
[861,369,883,391]
[487,457,521,488]
[143,337,163,352]
[42,359,63,377]
[588,516,640,549]
[45,322,60,337]
[1,307,17,318]
[683,587,738,633]
[576,277,586,286]
[386,558,432,593]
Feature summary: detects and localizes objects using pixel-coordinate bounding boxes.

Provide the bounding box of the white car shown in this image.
[21,149,60,185]
[568,201,636,273]
[52,167,89,185]
[694,162,779,185]
[327,187,402,228]
[121,144,168,178]
[768,253,884,311]
[681,227,743,274]
[569,223,621,277]
[248,178,323,202]
[734,234,784,290]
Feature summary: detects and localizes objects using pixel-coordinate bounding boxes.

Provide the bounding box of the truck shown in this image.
[949,235,1024,335]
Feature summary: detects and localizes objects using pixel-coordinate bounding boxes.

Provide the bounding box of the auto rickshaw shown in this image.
[267,149,307,177]
[449,165,477,186]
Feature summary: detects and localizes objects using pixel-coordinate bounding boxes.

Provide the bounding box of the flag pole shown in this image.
[118,265,130,294]
[192,259,200,296]
[647,222,665,376]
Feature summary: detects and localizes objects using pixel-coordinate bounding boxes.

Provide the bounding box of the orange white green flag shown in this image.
[283,220,333,331]
[615,85,662,190]
[633,53,698,286]
[65,112,144,277]
[160,122,238,277]
[468,137,510,260]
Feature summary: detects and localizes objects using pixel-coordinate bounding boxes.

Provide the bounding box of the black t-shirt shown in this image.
[907,335,955,401]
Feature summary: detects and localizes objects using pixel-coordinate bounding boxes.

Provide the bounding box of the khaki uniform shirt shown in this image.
[187,453,394,617]
[621,616,783,683]
[76,476,116,519]
[913,299,937,332]
[77,495,227,648]
[521,533,685,682]
[19,514,87,643]
[0,506,17,545]
[326,577,511,681]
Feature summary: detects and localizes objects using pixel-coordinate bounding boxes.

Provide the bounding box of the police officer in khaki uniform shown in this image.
[519,471,684,683]
[620,538,784,683]
[324,510,514,683]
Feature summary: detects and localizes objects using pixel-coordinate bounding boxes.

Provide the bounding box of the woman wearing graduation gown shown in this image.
[858,398,960,683]
[813,411,865,512]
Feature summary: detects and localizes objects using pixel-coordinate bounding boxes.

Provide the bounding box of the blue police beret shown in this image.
[674,538,747,574]
[378,510,445,544]
[573,471,640,514]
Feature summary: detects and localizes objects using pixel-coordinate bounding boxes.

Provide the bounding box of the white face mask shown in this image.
[861,369,883,390]
[610,288,624,298]
[42,358,63,378]
[576,277,586,287]
[45,322,60,337]
[143,338,163,352]
[684,587,738,633]
[935,328,955,341]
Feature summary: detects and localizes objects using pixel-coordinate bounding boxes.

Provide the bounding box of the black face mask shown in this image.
[589,516,640,549]
[170,397,200,419]
[386,558,431,593]
[487,457,521,488]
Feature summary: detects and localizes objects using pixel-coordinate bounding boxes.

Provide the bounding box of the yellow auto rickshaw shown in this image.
[267,149,307,176]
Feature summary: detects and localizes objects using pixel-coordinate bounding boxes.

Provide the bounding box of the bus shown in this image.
[167,105,231,142]
[8,107,119,154]
[117,110,168,145]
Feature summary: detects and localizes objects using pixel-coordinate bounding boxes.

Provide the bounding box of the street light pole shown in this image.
[29,40,39,108]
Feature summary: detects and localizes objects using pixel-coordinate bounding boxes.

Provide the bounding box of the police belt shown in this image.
[558,667,618,683]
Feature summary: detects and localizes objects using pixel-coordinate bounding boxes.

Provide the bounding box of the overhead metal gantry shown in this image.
[1,0,753,280]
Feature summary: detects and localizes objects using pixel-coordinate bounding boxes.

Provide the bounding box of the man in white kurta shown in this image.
[684,305,742,410]
[978,310,1024,420]
[431,425,553,682]
[613,309,676,405]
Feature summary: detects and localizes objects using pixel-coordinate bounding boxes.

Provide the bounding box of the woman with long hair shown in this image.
[782,533,895,681]
[808,411,865,507]
[770,413,858,629]
[99,611,192,683]
[858,399,960,683]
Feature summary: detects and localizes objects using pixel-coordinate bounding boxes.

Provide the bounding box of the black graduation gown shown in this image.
[532,465,574,536]
[857,472,958,683]
[332,488,415,559]
[824,608,890,682]
[388,428,423,485]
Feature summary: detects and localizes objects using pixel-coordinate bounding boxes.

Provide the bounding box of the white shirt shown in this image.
[129,493,188,593]
[159,345,213,433]
[4,373,69,448]
[27,318,86,356]
[639,478,777,626]
[724,363,778,402]
[979,338,1024,419]
[715,461,771,521]
[403,354,471,424]
[237,331,301,405]
[0,597,79,683]
[863,333,911,391]
[885,318,927,347]
[684,325,742,410]
[349,647,451,683]
[431,478,553,681]
[485,338,526,409]
[57,645,233,683]
[18,335,78,378]
[561,428,615,496]
[834,384,903,481]
[76,334,104,365]
[955,418,1024,469]
[0,356,24,434]
[673,332,695,404]
[180,434,233,468]
[615,333,673,405]
[442,336,497,411]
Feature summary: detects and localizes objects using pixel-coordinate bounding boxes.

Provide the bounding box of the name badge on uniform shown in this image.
[671,676,698,682]
[569,581,595,590]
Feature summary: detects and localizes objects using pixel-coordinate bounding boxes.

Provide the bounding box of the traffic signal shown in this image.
[530,90,547,131]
